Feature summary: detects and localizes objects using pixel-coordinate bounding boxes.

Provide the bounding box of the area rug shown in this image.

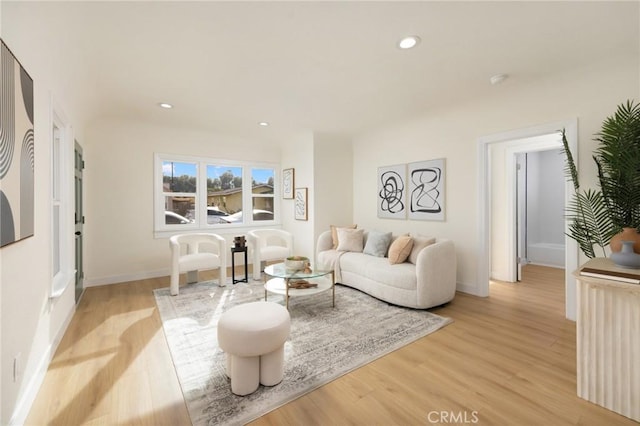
[154,281,452,426]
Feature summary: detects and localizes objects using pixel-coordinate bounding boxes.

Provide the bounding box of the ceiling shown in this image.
[3,1,639,143]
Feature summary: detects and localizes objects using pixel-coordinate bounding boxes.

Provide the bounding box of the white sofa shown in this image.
[316,230,456,309]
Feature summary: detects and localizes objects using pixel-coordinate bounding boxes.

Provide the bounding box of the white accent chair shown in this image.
[169,233,227,295]
[247,229,294,280]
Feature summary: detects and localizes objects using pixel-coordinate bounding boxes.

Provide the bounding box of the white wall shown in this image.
[352,56,640,296]
[527,149,565,268]
[278,132,354,266]
[1,9,92,425]
[313,133,353,260]
[280,131,315,260]
[83,118,282,285]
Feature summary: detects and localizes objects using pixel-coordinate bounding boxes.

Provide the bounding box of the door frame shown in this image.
[515,152,527,281]
[505,138,565,282]
[477,119,579,320]
[74,140,84,303]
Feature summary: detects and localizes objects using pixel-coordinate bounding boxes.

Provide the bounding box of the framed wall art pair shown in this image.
[377,158,445,221]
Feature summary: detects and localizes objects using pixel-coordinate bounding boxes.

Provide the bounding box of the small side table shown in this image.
[231,245,248,284]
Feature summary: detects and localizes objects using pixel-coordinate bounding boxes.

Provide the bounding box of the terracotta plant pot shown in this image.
[609,227,640,253]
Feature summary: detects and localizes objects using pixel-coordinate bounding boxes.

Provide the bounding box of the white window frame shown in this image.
[51,100,74,298]
[251,167,276,217]
[154,153,280,237]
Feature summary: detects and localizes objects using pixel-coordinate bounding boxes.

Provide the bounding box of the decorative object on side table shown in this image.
[609,227,640,253]
[284,255,309,272]
[288,280,317,289]
[610,240,640,269]
[562,100,640,267]
[233,235,246,248]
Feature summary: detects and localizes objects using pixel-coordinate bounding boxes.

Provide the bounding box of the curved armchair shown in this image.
[170,233,227,295]
[247,229,293,280]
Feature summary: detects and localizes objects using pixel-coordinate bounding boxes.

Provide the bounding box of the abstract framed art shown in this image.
[294,187,308,220]
[408,158,445,221]
[0,39,35,247]
[282,168,294,199]
[377,164,406,219]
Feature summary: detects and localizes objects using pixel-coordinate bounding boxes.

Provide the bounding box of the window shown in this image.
[51,105,73,298]
[162,161,197,225]
[155,154,278,233]
[251,168,275,222]
[206,165,243,224]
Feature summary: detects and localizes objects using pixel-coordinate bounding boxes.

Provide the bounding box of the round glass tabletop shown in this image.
[263,262,332,280]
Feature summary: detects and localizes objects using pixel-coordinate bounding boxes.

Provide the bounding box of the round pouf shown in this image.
[217,301,290,396]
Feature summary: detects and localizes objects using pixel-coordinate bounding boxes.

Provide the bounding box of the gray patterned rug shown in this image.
[153,281,452,426]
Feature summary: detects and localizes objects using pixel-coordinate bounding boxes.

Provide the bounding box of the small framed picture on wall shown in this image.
[294,187,308,220]
[283,168,295,199]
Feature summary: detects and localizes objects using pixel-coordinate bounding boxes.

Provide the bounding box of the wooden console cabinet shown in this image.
[574,258,640,422]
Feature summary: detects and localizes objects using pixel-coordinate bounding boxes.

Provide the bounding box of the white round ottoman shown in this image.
[217,301,290,396]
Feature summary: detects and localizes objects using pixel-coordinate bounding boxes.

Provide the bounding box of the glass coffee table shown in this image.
[263,263,335,309]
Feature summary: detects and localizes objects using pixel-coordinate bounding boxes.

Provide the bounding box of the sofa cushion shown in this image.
[336,228,364,252]
[363,230,392,257]
[408,235,436,264]
[388,235,413,264]
[339,252,417,290]
[330,224,357,249]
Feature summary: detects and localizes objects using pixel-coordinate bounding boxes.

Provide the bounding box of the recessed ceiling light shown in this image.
[397,36,421,50]
[258,122,270,127]
[158,102,173,109]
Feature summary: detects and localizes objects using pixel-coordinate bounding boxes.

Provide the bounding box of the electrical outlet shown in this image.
[13,353,21,383]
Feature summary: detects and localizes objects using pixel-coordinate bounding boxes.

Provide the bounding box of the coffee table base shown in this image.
[264,275,335,309]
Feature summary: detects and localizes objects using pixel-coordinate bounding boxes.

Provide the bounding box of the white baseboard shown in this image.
[456,282,484,297]
[84,268,171,287]
[490,270,511,282]
[9,302,76,426]
[527,261,565,269]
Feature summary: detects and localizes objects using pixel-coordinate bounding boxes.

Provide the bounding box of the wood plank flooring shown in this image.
[25,265,638,425]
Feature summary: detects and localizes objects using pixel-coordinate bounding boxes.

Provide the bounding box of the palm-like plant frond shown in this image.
[594,101,640,229]
[561,129,580,192]
[566,189,616,258]
[562,100,640,258]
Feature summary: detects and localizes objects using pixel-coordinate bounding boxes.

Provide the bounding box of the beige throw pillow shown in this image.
[388,235,413,264]
[331,224,357,249]
[408,235,436,264]
[336,228,365,252]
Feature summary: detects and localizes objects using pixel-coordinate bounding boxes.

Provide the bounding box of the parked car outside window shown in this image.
[207,206,230,224]
[223,209,274,223]
[165,211,193,225]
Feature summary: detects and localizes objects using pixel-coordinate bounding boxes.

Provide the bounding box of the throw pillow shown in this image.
[363,230,393,257]
[388,235,413,264]
[336,228,365,252]
[408,235,436,264]
[331,224,357,249]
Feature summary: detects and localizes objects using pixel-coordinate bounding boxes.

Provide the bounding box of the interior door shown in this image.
[515,153,527,281]
[74,141,85,303]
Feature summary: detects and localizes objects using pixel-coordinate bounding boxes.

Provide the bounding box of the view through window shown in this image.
[156,155,277,230]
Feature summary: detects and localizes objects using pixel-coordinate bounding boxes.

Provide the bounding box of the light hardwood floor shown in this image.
[25,265,637,425]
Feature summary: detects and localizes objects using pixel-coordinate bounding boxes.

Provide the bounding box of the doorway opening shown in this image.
[515,149,566,281]
[477,119,579,320]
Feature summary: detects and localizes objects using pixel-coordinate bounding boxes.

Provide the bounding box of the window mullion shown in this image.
[198,161,208,227]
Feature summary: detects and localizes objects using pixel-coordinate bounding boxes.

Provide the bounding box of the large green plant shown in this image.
[563,100,640,258]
